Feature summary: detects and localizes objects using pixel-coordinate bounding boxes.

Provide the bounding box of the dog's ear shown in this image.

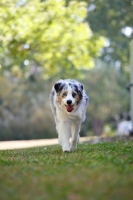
[78,84,84,97]
[54,82,61,93]
[54,82,65,93]
[79,84,84,90]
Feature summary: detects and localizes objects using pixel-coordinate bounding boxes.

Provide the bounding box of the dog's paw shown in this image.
[62,146,70,152]
[63,150,71,153]
[70,140,77,151]
[70,144,77,151]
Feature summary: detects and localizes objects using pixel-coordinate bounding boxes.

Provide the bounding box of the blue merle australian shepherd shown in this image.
[50,79,89,152]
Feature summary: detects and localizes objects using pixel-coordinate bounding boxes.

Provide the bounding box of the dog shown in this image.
[50,79,89,152]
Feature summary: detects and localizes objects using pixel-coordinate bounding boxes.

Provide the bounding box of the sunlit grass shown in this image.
[0,141,133,200]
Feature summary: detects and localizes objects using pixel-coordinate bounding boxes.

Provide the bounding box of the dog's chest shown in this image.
[56,106,82,122]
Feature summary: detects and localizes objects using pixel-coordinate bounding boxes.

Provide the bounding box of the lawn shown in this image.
[0,141,133,200]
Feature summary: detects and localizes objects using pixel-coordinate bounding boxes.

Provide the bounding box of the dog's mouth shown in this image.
[65,105,74,112]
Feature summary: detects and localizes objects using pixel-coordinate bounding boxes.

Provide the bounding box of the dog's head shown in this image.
[54,80,84,112]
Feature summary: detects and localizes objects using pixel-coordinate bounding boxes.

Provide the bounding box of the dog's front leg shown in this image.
[58,121,70,152]
[70,122,81,151]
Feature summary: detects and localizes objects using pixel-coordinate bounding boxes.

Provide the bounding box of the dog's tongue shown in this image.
[66,105,74,112]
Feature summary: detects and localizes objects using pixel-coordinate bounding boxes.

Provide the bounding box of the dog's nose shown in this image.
[67,100,72,105]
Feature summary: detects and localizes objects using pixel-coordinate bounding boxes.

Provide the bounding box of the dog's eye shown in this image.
[72,92,77,98]
[62,92,67,97]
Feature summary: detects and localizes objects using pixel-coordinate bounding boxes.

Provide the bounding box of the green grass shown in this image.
[0,141,133,200]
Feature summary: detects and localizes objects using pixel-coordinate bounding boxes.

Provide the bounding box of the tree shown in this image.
[0,0,104,78]
[86,0,133,67]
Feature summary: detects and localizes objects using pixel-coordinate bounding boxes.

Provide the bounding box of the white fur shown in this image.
[50,79,89,152]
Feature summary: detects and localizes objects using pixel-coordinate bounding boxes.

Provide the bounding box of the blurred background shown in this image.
[0,0,132,141]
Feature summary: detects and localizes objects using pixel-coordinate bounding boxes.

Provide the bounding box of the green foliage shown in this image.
[86,0,133,66]
[0,76,55,140]
[0,142,133,200]
[84,61,129,121]
[0,0,104,78]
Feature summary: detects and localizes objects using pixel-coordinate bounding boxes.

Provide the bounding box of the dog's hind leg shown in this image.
[58,121,71,152]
